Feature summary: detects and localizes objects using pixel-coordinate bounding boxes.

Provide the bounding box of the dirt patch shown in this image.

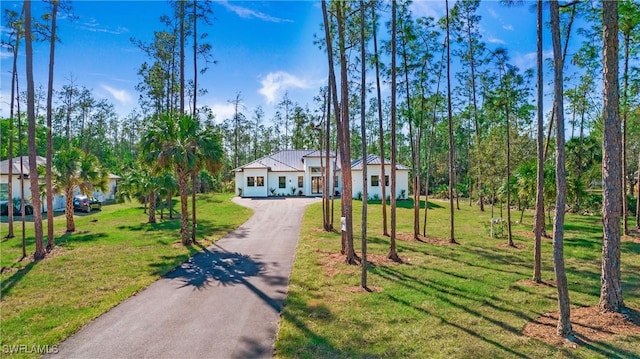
[1,266,17,275]
[318,252,408,277]
[497,242,527,249]
[515,278,556,288]
[522,306,640,347]
[344,285,383,293]
[624,229,640,243]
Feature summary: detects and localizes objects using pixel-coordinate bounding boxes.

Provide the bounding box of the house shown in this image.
[233,150,338,197]
[0,156,121,212]
[233,150,410,199]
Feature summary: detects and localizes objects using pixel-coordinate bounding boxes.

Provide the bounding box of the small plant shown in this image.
[400,189,406,199]
[238,188,243,197]
[298,190,303,196]
[269,187,276,196]
[372,193,380,201]
[355,191,362,200]
[291,186,297,195]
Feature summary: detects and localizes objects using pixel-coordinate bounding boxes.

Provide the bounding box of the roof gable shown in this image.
[349,154,410,171]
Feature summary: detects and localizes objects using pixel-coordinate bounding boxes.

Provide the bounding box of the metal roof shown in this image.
[349,154,411,171]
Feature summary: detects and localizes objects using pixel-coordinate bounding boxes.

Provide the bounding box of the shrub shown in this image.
[355,191,363,200]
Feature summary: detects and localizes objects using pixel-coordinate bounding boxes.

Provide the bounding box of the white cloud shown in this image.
[258,71,311,104]
[210,102,238,121]
[409,1,447,20]
[219,1,292,23]
[488,8,499,19]
[80,17,128,35]
[487,36,506,45]
[101,84,132,105]
[513,50,553,71]
[503,24,514,31]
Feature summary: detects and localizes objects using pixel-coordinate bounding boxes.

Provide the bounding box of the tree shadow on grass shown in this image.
[1,261,36,298]
[366,198,443,210]
[58,231,108,248]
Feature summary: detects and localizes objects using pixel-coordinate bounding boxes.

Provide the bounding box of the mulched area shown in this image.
[522,306,640,348]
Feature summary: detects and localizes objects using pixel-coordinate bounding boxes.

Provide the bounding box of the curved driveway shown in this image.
[51,197,319,359]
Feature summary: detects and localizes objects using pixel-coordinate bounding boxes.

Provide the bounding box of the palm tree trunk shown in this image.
[65,188,75,233]
[191,171,197,242]
[179,173,190,245]
[148,190,156,224]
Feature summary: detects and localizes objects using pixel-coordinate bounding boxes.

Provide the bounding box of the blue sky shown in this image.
[0,1,578,123]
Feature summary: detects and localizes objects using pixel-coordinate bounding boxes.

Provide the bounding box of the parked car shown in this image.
[73,195,102,213]
[0,199,34,216]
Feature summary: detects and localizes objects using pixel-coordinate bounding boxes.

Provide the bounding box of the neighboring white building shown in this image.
[0,156,121,212]
[233,150,410,199]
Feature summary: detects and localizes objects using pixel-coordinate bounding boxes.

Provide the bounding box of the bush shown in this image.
[355,191,363,200]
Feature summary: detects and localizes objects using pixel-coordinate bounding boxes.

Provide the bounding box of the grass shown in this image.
[0,193,251,359]
[276,198,640,358]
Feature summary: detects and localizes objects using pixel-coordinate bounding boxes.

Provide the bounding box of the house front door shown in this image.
[311,176,323,194]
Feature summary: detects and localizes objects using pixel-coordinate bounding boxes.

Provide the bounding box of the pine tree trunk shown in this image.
[25,0,46,261]
[372,6,388,237]
[533,0,544,283]
[360,0,368,288]
[599,0,624,313]
[46,0,59,251]
[389,0,401,261]
[550,0,572,336]
[445,0,457,245]
[6,32,19,239]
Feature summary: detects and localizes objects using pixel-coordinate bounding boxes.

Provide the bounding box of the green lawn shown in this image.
[0,193,251,359]
[276,198,640,358]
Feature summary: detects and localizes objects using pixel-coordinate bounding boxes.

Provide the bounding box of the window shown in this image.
[371,175,379,187]
[256,176,264,187]
[0,183,7,200]
[298,176,303,188]
[279,176,286,189]
[334,176,339,188]
[311,167,322,174]
[247,177,255,187]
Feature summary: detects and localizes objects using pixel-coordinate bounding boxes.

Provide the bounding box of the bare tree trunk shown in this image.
[636,151,640,229]
[6,32,20,239]
[388,0,401,261]
[25,0,46,261]
[445,0,457,245]
[372,5,388,237]
[46,0,59,251]
[179,0,185,114]
[360,0,368,288]
[621,31,630,236]
[336,2,357,264]
[505,72,514,248]
[533,0,544,283]
[550,0,572,337]
[599,0,624,313]
[192,0,197,117]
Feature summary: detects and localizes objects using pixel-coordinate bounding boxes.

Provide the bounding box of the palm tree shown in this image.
[140,112,222,245]
[51,146,108,233]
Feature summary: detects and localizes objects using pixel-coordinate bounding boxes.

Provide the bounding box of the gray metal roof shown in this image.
[233,150,318,172]
[0,156,46,175]
[349,154,411,171]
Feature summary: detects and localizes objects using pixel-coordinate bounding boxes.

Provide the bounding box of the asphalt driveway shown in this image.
[50,197,319,359]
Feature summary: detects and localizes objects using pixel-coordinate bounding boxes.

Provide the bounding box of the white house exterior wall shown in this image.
[240,168,269,197]
[351,165,409,200]
[267,171,304,196]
